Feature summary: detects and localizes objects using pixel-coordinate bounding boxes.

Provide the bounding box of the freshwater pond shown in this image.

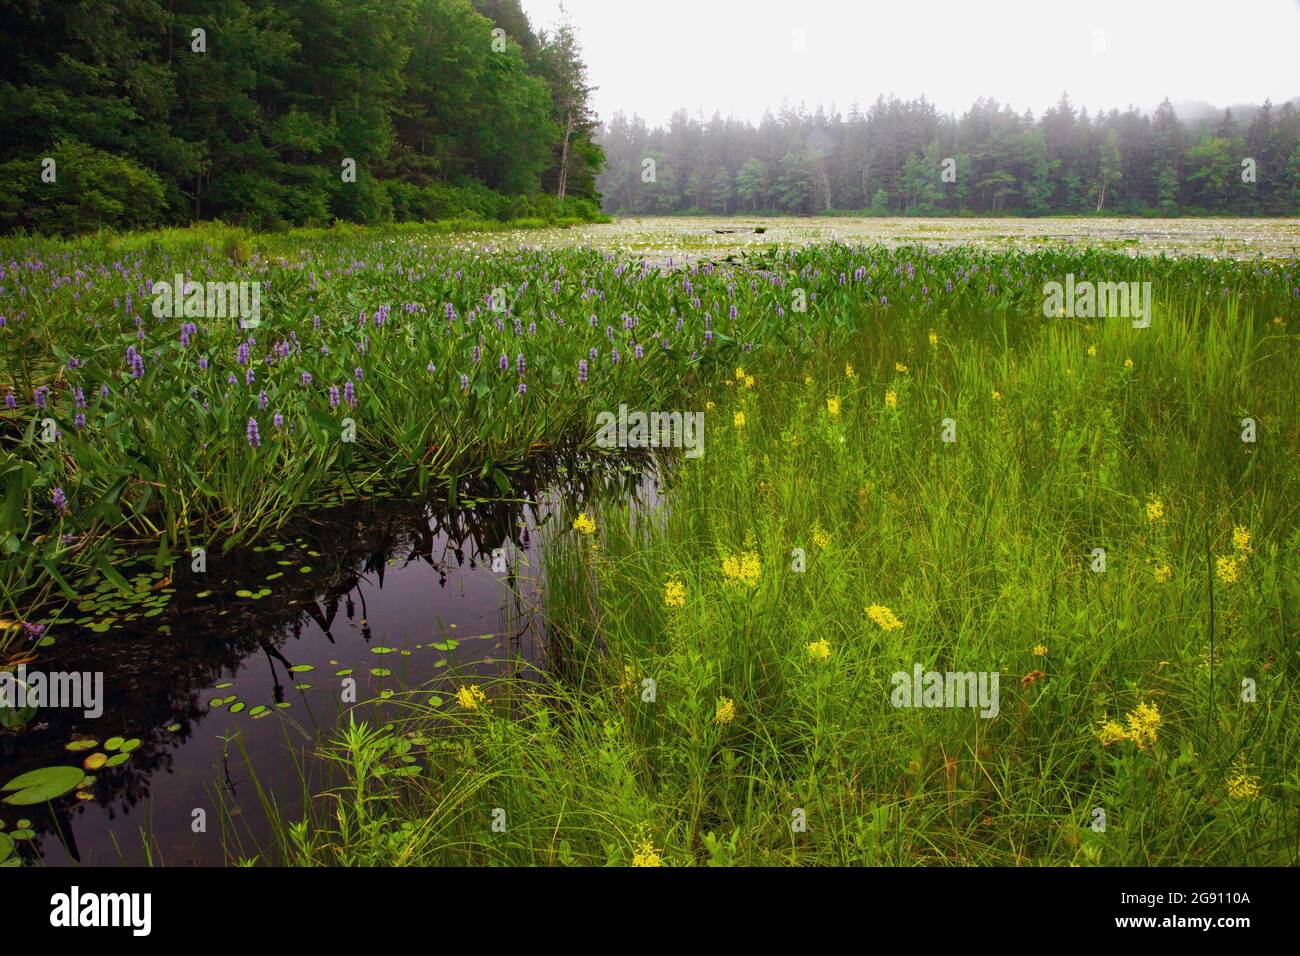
[0,453,656,865]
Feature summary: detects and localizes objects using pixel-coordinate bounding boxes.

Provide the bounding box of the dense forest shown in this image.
[0,0,604,232]
[598,95,1300,216]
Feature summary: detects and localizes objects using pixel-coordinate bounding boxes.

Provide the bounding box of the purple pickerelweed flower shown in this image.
[52,486,68,515]
[227,373,238,386]
[578,359,588,384]
[258,389,268,409]
[237,342,250,366]
[499,354,508,371]
[427,362,436,374]
[22,621,46,642]
[246,417,261,448]
[75,411,86,429]
[516,353,525,375]
[354,366,363,381]
[34,385,49,410]
[704,329,714,345]
[635,344,644,360]
[473,344,481,363]
[343,381,355,405]
[518,381,527,396]
[4,392,15,410]
[611,347,619,365]
[132,352,145,378]
[301,371,313,386]
[589,347,598,363]
[199,355,209,371]
[75,388,85,408]
[245,368,255,386]
[460,374,469,391]
[100,384,110,399]
[329,385,340,408]
[273,411,284,429]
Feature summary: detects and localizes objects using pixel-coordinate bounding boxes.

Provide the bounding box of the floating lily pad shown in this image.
[248,705,267,717]
[370,667,392,677]
[2,766,86,805]
[294,683,312,691]
[165,723,181,732]
[371,646,395,654]
[120,739,141,753]
[228,702,246,714]
[431,640,459,651]
[288,664,313,673]
[83,753,107,771]
[104,736,124,752]
[105,753,130,767]
[64,739,98,753]
[335,668,353,677]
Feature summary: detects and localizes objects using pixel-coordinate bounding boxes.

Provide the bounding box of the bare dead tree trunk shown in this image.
[557,110,575,200]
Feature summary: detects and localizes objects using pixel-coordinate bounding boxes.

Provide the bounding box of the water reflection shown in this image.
[0,449,658,865]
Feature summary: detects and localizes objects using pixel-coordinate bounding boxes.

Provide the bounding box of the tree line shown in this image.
[0,0,603,233]
[598,94,1300,216]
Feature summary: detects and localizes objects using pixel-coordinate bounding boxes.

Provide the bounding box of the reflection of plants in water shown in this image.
[0,448,656,862]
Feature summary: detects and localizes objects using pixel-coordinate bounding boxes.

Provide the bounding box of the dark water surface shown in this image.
[0,453,656,865]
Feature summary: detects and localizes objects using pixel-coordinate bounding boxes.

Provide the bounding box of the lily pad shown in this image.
[64,739,99,753]
[2,766,86,805]
[104,736,124,752]
[228,702,246,714]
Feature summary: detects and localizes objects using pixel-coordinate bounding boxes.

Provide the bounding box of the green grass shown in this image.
[266,264,1299,866]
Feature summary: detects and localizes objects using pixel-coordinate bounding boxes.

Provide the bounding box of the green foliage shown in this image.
[0,0,604,234]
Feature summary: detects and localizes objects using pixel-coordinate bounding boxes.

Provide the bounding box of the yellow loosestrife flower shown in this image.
[714,697,736,725]
[806,639,832,660]
[866,604,903,632]
[663,578,686,608]
[631,840,663,867]
[884,389,898,410]
[572,512,596,535]
[456,684,486,710]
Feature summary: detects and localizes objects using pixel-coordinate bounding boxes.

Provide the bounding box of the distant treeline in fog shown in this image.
[598,95,1300,216]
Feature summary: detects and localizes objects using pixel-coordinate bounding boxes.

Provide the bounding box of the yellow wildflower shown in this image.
[714,697,736,725]
[1216,554,1240,585]
[572,512,596,535]
[1087,345,1097,357]
[1095,717,1128,747]
[1225,757,1261,801]
[928,329,938,347]
[845,362,856,380]
[663,578,686,608]
[1232,525,1252,554]
[631,840,663,867]
[866,604,903,632]
[455,684,486,710]
[744,375,755,389]
[734,410,745,429]
[804,374,813,386]
[826,396,841,418]
[721,551,761,588]
[619,665,637,693]
[806,639,832,660]
[1153,562,1172,583]
[706,400,715,411]
[1146,496,1165,523]
[1124,358,1134,369]
[884,389,897,410]
[1032,644,1047,657]
[811,522,831,549]
[734,367,745,381]
[991,389,1002,401]
[1125,701,1161,751]
[895,362,908,373]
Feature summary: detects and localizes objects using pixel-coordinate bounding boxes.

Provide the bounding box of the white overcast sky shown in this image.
[520,0,1300,128]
